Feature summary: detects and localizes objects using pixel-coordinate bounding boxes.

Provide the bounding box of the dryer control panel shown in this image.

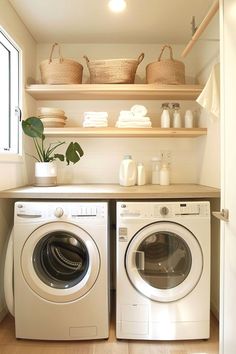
[118,201,210,219]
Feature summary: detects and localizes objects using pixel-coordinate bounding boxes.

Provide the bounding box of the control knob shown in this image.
[160,206,169,216]
[54,207,64,218]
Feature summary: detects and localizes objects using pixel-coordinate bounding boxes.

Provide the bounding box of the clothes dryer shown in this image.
[4,201,109,340]
[116,201,210,340]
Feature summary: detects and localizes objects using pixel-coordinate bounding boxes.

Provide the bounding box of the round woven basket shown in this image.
[146,45,185,85]
[40,43,83,84]
[84,53,144,84]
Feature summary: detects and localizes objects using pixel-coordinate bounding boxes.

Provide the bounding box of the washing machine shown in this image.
[4,201,109,340]
[116,201,211,340]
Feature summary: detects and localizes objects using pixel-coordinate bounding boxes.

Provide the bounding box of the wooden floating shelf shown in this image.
[26,84,203,101]
[44,127,207,138]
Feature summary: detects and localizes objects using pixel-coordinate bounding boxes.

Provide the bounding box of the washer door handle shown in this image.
[134,251,145,270]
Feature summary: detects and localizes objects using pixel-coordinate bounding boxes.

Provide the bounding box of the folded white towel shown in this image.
[115,121,152,128]
[83,117,108,123]
[83,121,108,127]
[119,110,134,118]
[118,116,151,123]
[83,111,108,118]
[130,104,148,117]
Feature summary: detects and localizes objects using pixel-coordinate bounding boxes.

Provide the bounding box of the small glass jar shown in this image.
[160,163,170,186]
[151,157,161,184]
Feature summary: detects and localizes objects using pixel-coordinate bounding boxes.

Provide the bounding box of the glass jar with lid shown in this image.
[151,156,161,184]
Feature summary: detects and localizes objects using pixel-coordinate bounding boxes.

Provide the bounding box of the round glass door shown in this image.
[33,231,89,289]
[21,222,100,303]
[126,222,203,302]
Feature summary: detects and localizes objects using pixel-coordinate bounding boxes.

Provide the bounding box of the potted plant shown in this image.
[22,116,84,186]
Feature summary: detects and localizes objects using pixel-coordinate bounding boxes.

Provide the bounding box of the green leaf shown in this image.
[54,154,65,162]
[22,117,44,138]
[65,142,84,165]
[45,141,65,158]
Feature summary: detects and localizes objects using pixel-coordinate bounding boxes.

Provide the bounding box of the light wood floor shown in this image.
[0,309,219,354]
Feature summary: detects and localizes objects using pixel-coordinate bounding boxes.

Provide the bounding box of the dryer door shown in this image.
[125,221,203,302]
[21,222,100,303]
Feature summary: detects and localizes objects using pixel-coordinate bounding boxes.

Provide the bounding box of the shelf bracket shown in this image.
[191,16,198,36]
[181,0,219,58]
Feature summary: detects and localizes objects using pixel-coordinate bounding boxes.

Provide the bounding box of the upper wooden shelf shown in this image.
[44,127,207,138]
[26,84,203,101]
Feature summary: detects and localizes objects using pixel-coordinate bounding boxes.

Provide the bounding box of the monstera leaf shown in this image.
[65,142,84,165]
[22,117,44,139]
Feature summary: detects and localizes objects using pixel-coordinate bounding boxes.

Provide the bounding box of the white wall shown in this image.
[190,14,220,189]
[32,41,220,187]
[32,43,205,185]
[0,0,36,320]
[189,14,220,318]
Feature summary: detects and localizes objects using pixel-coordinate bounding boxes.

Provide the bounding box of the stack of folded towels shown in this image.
[83,112,108,127]
[115,105,152,128]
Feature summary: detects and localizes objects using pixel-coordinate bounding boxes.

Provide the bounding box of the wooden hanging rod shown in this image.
[181,0,219,58]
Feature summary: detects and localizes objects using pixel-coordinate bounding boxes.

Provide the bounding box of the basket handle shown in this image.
[48,43,63,63]
[83,55,90,64]
[137,53,145,65]
[158,45,174,62]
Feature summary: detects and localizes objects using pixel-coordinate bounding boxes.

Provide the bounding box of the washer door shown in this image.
[125,222,203,302]
[21,222,100,303]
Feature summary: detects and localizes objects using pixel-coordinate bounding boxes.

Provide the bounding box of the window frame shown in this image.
[0,26,22,160]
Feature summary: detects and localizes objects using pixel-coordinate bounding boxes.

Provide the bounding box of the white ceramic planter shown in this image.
[34,162,57,187]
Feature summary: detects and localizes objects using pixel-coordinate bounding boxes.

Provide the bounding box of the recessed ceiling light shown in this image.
[108,0,127,13]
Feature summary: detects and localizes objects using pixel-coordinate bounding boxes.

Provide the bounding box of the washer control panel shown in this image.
[15,201,107,222]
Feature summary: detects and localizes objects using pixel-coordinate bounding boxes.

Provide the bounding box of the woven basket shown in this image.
[84,53,144,84]
[40,43,83,84]
[146,45,185,85]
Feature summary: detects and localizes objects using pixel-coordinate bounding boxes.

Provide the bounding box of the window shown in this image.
[0,27,21,155]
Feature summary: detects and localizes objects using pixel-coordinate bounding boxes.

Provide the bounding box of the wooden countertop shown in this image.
[0,184,220,199]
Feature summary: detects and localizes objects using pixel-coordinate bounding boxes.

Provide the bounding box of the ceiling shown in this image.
[9,0,215,44]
